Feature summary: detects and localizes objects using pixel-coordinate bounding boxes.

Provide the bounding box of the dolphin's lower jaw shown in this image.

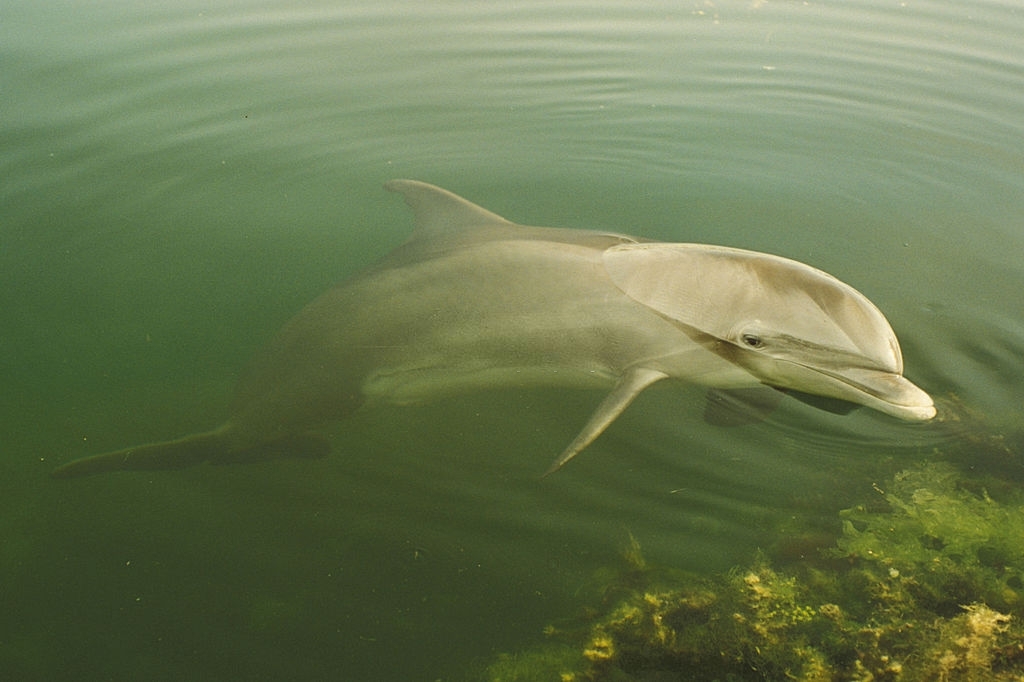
[854,382,936,421]
[819,367,936,421]
[740,356,935,423]
[794,366,935,421]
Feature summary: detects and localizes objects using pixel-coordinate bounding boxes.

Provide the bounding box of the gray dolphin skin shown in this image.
[51,180,935,478]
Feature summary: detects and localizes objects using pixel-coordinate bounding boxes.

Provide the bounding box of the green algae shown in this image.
[834,461,1024,616]
[482,460,1024,681]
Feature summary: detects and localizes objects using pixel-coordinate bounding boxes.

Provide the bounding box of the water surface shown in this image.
[3,0,1024,679]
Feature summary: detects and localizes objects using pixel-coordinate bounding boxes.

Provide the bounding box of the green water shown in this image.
[4,0,1024,679]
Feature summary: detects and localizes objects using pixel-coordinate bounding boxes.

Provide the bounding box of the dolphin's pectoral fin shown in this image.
[701,387,862,427]
[703,387,785,426]
[543,367,668,476]
[781,389,860,415]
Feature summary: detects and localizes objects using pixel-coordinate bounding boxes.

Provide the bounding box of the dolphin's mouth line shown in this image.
[702,332,920,408]
[800,362,928,408]
[698,328,930,413]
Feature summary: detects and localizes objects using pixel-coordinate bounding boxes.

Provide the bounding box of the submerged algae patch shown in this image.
[835,461,1024,614]
[482,462,1024,681]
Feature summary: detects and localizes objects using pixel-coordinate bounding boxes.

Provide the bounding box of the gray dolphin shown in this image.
[51,180,935,478]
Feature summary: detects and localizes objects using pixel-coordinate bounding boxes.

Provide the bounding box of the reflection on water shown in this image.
[3,0,1024,679]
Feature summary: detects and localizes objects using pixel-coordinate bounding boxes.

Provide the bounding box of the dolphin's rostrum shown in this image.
[51,180,935,478]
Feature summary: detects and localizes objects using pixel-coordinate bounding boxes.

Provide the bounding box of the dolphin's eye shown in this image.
[741,333,764,349]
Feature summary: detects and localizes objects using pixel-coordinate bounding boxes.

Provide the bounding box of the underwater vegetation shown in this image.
[482,456,1024,681]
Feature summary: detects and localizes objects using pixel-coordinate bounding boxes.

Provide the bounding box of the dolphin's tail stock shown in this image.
[50,428,331,479]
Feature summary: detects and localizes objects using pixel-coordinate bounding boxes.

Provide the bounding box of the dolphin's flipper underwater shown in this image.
[702,387,787,427]
[543,367,668,476]
[52,179,934,478]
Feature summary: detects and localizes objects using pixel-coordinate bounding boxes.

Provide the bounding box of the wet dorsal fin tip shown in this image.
[384,179,513,235]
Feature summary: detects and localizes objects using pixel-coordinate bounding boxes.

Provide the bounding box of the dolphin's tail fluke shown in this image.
[50,428,330,479]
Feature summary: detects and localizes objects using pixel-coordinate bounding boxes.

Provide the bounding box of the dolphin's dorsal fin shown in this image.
[384,179,513,237]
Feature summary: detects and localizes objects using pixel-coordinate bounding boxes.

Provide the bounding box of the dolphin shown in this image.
[50,180,935,478]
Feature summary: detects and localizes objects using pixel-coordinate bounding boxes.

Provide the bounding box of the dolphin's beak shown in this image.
[825,367,936,421]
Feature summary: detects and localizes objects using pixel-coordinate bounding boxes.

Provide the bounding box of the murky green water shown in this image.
[4,0,1024,679]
